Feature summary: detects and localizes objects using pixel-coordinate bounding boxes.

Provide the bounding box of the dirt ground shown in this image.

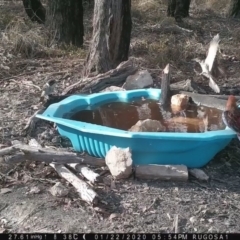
[1,0,240,234]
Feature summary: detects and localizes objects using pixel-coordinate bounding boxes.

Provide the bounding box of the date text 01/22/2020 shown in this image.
[5,233,232,240]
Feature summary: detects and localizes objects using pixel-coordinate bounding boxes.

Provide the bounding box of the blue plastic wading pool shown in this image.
[36,88,236,168]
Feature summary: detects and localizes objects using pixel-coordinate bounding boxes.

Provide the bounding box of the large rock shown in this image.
[105,146,133,180]
[122,70,153,90]
[128,119,166,132]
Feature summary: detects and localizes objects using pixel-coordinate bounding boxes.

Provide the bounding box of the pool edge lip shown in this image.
[36,88,237,141]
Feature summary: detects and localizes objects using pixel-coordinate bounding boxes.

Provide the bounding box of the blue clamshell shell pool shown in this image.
[36,88,236,168]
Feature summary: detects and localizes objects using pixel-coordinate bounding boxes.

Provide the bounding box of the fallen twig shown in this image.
[50,163,98,205]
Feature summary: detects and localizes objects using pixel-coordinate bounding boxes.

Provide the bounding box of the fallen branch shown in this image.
[68,164,102,183]
[62,59,138,95]
[2,144,105,167]
[50,163,98,205]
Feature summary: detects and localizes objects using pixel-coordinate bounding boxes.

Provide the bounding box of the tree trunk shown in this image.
[167,0,191,20]
[228,0,240,17]
[167,0,176,17]
[48,0,84,47]
[83,0,132,77]
[22,0,46,24]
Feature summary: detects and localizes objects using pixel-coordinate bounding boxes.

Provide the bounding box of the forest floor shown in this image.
[0,0,240,233]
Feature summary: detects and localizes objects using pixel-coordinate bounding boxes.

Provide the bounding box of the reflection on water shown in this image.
[69,99,225,133]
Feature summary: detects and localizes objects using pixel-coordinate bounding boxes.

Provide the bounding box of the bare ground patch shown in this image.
[0,0,240,233]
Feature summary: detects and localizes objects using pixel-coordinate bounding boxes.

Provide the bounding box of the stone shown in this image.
[49,182,69,197]
[101,86,126,92]
[171,94,189,108]
[122,70,153,90]
[105,146,133,180]
[189,169,209,181]
[128,119,165,132]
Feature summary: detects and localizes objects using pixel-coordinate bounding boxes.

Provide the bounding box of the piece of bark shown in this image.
[62,59,137,95]
[50,163,98,205]
[160,64,171,106]
[1,144,105,167]
[135,164,188,181]
[68,164,101,183]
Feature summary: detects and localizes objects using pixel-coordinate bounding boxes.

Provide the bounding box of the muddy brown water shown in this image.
[69,99,226,133]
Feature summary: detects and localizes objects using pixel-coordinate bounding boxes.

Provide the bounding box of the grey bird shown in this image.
[193,34,221,93]
[40,80,56,102]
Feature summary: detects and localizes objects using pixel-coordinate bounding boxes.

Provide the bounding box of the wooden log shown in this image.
[68,164,101,183]
[135,164,188,181]
[50,163,98,205]
[62,59,138,95]
[1,144,105,167]
[160,64,171,106]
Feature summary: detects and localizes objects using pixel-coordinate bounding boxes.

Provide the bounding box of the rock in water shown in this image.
[128,119,165,132]
[171,94,189,108]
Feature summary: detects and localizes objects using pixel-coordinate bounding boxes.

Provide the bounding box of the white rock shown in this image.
[189,169,209,181]
[122,70,153,90]
[101,86,126,92]
[105,146,133,179]
[49,182,69,197]
[128,119,165,132]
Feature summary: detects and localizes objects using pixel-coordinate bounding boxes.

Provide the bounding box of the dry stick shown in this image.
[1,144,105,167]
[173,214,179,233]
[160,64,171,106]
[50,163,98,205]
[0,71,38,82]
[68,164,101,183]
[9,79,41,91]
